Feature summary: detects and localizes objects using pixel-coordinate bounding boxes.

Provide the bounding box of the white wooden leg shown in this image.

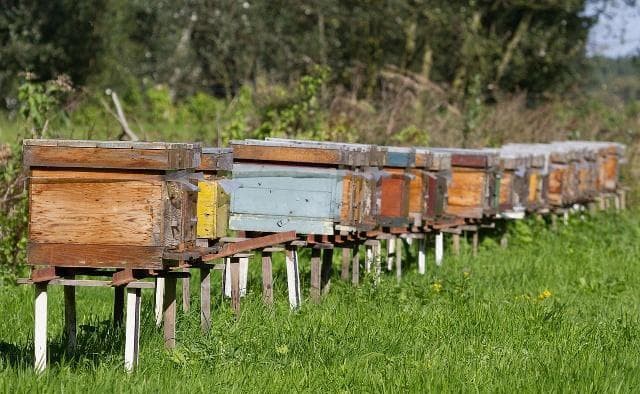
[239,257,249,297]
[224,258,231,298]
[395,238,402,282]
[34,283,47,373]
[406,238,413,246]
[124,287,142,373]
[418,238,426,275]
[154,277,165,327]
[373,241,382,285]
[365,245,373,273]
[563,211,569,225]
[387,237,395,271]
[435,232,443,266]
[286,247,301,309]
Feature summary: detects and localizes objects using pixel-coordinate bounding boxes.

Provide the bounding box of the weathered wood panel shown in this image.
[30,180,163,246]
[27,243,164,268]
[379,168,410,226]
[198,148,233,172]
[447,169,485,208]
[408,169,425,218]
[499,172,514,209]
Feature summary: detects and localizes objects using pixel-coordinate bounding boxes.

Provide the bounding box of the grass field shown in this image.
[1,211,639,392]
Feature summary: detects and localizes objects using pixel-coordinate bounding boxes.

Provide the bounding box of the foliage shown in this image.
[0,211,639,390]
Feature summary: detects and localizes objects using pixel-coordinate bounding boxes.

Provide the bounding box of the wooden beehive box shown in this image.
[196,148,233,240]
[414,148,451,223]
[548,144,582,206]
[228,139,384,235]
[431,148,500,220]
[379,147,414,227]
[23,139,202,269]
[558,141,625,194]
[501,144,550,212]
[497,149,530,217]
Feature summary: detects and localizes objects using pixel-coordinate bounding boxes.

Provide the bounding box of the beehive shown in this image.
[497,149,531,217]
[196,148,233,240]
[555,141,625,194]
[431,148,500,219]
[228,139,384,235]
[414,148,451,223]
[379,147,414,227]
[23,139,202,269]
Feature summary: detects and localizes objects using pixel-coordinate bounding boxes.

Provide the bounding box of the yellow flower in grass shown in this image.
[431,280,443,293]
[538,289,552,301]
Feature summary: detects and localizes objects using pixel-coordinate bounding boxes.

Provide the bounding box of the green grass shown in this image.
[1,211,640,392]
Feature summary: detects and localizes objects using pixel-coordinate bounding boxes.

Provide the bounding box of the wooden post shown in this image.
[200,267,211,333]
[230,256,241,316]
[124,287,141,373]
[154,277,164,327]
[500,234,508,249]
[34,283,47,373]
[341,247,350,281]
[285,246,302,309]
[563,211,569,225]
[352,244,360,286]
[365,245,373,273]
[551,213,558,231]
[262,251,274,305]
[599,195,606,210]
[223,258,231,298]
[113,286,124,327]
[163,276,177,349]
[418,238,426,275]
[452,233,460,256]
[435,232,443,266]
[472,231,479,257]
[63,284,76,352]
[615,194,621,212]
[620,190,626,210]
[310,248,322,303]
[387,237,396,271]
[373,241,382,285]
[182,269,190,313]
[321,248,333,295]
[239,257,249,297]
[395,238,402,282]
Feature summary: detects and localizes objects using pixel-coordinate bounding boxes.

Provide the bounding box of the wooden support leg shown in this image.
[63,284,76,352]
[620,190,626,210]
[262,251,274,305]
[373,241,382,285]
[113,286,125,327]
[223,258,231,298]
[154,277,164,327]
[435,232,443,266]
[563,211,569,225]
[615,194,621,212]
[321,248,333,295]
[182,269,190,313]
[163,276,177,349]
[551,213,558,230]
[599,195,606,210]
[387,237,396,271]
[230,257,241,316]
[452,233,460,256]
[310,248,322,303]
[352,244,360,286]
[200,267,211,333]
[285,246,302,309]
[500,234,508,249]
[34,283,47,373]
[472,231,479,257]
[418,238,426,275]
[124,287,141,373]
[341,247,350,281]
[239,257,249,297]
[395,238,402,282]
[365,245,373,273]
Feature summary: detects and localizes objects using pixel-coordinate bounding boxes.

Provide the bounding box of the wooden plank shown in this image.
[387,237,395,271]
[435,232,443,266]
[232,144,343,165]
[124,287,141,373]
[351,245,360,286]
[34,283,47,373]
[285,247,301,309]
[182,269,190,313]
[452,233,461,256]
[199,148,233,172]
[262,252,274,305]
[64,284,77,352]
[154,277,165,327]
[24,144,199,170]
[310,248,321,303]
[27,243,164,269]
[230,257,241,315]
[113,286,124,327]
[239,257,249,297]
[321,248,333,295]
[341,248,350,281]
[163,276,177,349]
[200,267,211,333]
[395,238,402,282]
[202,231,297,261]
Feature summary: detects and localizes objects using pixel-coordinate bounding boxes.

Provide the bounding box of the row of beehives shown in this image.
[20,138,625,373]
[22,138,625,271]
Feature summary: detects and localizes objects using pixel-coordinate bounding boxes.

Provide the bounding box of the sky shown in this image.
[587,2,640,57]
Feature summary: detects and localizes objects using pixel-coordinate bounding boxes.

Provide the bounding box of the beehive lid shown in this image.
[430,147,499,168]
[415,148,451,171]
[383,146,416,168]
[199,147,233,171]
[231,138,385,167]
[23,139,201,170]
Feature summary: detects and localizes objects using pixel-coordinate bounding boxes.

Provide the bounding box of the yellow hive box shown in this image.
[196,180,230,239]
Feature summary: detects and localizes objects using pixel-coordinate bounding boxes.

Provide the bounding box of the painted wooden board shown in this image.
[379,168,410,226]
[196,180,229,239]
[198,148,233,172]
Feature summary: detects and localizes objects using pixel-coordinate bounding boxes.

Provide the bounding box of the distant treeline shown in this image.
[1,0,637,107]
